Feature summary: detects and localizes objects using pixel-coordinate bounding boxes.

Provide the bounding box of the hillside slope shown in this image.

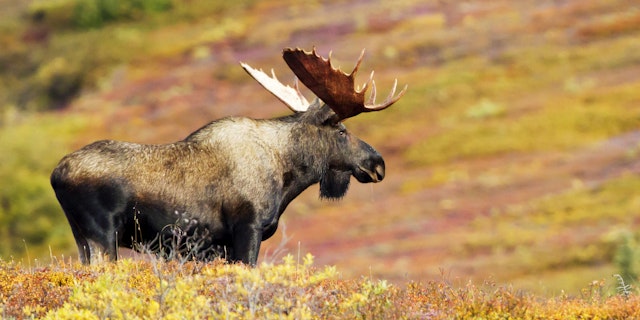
[1,0,639,296]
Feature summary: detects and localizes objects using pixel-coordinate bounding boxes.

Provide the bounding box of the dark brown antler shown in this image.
[282,47,407,120]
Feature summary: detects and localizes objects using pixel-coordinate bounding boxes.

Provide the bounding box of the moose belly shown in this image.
[117,200,229,259]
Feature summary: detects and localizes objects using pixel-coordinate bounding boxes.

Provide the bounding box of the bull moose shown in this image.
[50,47,406,265]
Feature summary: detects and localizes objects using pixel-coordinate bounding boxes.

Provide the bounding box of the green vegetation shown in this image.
[615,231,640,285]
[1,0,255,112]
[456,174,640,293]
[1,257,639,319]
[0,115,86,260]
[402,38,640,165]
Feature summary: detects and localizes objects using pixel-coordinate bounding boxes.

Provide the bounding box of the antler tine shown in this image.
[358,70,375,93]
[366,79,377,105]
[293,77,305,98]
[366,79,408,110]
[351,49,366,77]
[388,79,398,99]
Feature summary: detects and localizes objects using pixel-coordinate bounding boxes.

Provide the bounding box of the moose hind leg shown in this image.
[68,222,92,264]
[55,197,96,264]
[67,211,118,264]
[55,182,127,264]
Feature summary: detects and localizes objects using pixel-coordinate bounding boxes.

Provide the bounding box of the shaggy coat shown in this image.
[51,101,385,265]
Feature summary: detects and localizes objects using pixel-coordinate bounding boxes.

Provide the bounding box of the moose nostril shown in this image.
[375,164,385,181]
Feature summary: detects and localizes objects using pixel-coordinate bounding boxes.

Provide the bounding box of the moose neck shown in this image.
[276,107,347,213]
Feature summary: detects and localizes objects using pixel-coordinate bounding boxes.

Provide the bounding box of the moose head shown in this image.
[242,47,407,197]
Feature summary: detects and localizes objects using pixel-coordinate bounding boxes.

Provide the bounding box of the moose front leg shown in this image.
[231,224,263,266]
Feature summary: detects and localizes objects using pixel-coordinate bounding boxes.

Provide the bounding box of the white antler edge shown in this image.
[241,62,310,112]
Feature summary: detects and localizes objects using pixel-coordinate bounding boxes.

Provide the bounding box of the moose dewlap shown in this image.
[50,47,406,266]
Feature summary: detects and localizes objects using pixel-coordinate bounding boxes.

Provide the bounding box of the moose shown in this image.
[50,47,406,265]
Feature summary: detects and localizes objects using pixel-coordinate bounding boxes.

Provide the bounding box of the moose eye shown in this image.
[338,129,346,136]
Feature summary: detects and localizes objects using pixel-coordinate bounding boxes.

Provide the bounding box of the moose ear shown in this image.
[302,98,340,125]
[321,111,341,126]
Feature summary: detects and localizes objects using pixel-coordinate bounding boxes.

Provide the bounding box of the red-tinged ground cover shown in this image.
[0,258,639,319]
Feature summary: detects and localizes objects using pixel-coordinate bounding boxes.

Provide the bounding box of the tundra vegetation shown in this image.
[2,256,640,319]
[2,0,640,317]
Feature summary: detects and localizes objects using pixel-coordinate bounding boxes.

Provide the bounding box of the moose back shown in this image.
[50,47,406,265]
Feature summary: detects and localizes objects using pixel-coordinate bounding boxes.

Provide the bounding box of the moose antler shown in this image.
[241,62,310,112]
[282,47,407,120]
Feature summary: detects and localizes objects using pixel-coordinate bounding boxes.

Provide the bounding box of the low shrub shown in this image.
[0,256,638,319]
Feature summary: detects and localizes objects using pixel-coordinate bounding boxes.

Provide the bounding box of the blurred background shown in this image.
[1,0,639,296]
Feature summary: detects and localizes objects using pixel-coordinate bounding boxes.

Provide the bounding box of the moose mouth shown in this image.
[354,164,385,183]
